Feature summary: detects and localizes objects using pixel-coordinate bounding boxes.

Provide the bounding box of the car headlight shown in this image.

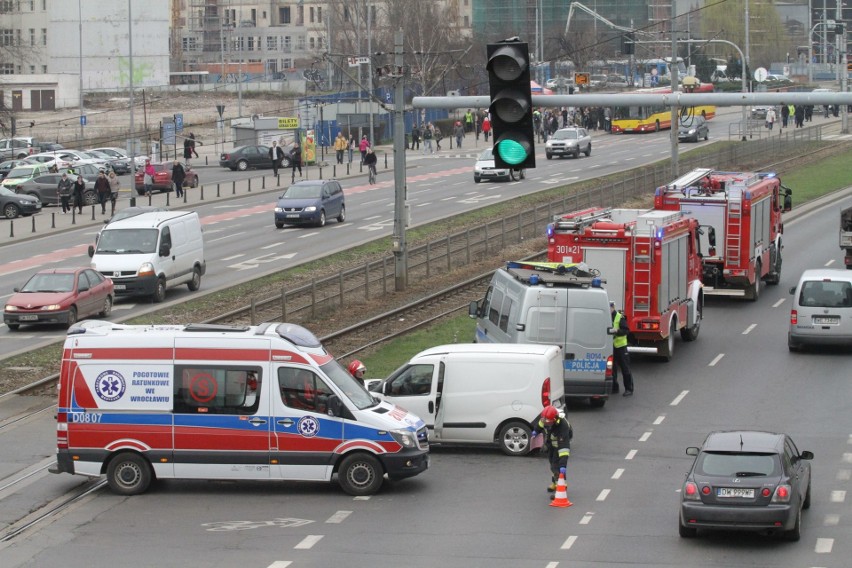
[688,129,697,134]
[389,429,416,448]
[138,262,155,277]
[43,304,62,311]
[303,206,317,212]
[274,207,283,213]
[5,305,19,312]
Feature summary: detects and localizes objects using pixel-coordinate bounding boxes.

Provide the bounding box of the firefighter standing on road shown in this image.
[610,301,634,396]
[532,405,573,493]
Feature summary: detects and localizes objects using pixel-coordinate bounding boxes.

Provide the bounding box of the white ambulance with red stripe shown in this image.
[51,320,429,496]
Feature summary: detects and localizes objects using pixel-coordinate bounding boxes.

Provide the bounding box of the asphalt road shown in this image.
[0,171,850,566]
[0,113,749,357]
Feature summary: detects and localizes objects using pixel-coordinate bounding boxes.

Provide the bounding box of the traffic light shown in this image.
[486,39,535,170]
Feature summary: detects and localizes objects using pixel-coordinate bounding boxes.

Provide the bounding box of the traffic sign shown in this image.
[174,113,184,132]
[347,56,370,67]
[80,115,87,126]
[574,72,590,86]
[162,118,176,145]
[754,67,768,82]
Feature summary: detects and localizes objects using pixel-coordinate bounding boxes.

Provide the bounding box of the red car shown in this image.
[4,268,114,330]
[134,161,199,195]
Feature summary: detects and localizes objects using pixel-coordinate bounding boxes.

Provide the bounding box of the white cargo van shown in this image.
[470,261,614,407]
[788,268,852,351]
[88,210,205,303]
[369,343,565,456]
[51,321,429,496]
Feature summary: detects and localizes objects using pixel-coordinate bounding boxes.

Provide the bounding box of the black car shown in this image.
[1,185,42,219]
[220,145,290,171]
[677,116,709,143]
[679,430,813,541]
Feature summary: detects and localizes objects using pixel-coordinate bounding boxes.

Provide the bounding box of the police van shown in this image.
[469,261,614,407]
[51,321,429,496]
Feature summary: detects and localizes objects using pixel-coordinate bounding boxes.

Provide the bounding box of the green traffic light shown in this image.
[497,139,528,166]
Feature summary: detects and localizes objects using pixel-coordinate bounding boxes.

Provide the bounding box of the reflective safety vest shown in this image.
[613,311,628,349]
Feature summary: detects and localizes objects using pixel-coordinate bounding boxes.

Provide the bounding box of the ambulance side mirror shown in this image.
[326,394,343,417]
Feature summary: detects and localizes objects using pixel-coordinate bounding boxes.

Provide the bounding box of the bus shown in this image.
[610,82,716,134]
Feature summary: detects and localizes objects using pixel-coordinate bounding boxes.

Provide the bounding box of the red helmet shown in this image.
[348,360,366,377]
[542,405,559,423]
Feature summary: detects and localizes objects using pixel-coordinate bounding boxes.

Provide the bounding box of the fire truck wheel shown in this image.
[338,453,384,496]
[747,262,761,302]
[107,452,153,495]
[680,302,701,342]
[658,319,676,361]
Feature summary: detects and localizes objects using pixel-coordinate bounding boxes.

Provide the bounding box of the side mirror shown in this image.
[707,226,717,247]
[87,244,95,258]
[789,286,796,295]
[159,244,171,257]
[686,447,699,456]
[799,450,814,460]
[468,300,480,318]
[326,394,343,417]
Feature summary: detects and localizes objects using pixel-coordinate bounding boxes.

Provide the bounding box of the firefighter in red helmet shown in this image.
[532,405,573,493]
[347,360,366,384]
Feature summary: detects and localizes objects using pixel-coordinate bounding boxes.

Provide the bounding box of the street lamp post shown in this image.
[78,0,83,142]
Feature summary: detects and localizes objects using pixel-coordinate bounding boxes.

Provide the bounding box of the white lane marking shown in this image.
[262,242,286,249]
[545,563,559,568]
[580,512,594,525]
[653,415,665,425]
[671,390,689,406]
[221,254,244,261]
[612,468,624,480]
[843,453,852,463]
[849,434,852,444]
[294,535,323,549]
[826,259,836,266]
[639,432,652,442]
[441,196,455,201]
[824,514,840,526]
[297,232,319,239]
[772,298,785,308]
[416,202,432,207]
[742,324,757,334]
[709,354,724,367]
[560,536,578,550]
[266,562,292,568]
[830,490,846,503]
[208,232,246,242]
[814,538,834,553]
[326,510,352,523]
[353,496,371,501]
[838,469,851,481]
[625,450,637,460]
[596,489,610,501]
[363,215,382,220]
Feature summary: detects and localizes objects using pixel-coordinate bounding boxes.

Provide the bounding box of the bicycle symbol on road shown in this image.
[202,517,314,532]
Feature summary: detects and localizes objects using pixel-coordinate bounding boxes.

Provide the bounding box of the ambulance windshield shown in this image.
[96,228,159,254]
[321,360,376,409]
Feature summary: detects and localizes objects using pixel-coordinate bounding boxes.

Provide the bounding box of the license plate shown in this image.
[18,314,39,321]
[813,316,838,325]
[286,214,300,218]
[717,487,754,498]
[114,284,126,290]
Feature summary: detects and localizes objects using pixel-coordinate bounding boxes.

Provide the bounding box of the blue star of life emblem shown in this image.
[95,370,126,402]
[297,416,319,437]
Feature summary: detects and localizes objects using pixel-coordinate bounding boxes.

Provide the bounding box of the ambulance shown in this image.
[51,320,429,496]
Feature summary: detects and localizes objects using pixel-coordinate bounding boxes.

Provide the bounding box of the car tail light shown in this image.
[222,154,230,160]
[683,481,700,500]
[541,377,551,407]
[790,310,798,325]
[771,484,792,503]
[605,355,613,378]
[56,411,68,448]
[761,488,771,497]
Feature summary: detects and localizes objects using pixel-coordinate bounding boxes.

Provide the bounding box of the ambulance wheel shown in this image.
[498,421,533,456]
[187,266,202,291]
[107,452,152,495]
[153,278,166,303]
[747,262,761,302]
[338,453,384,496]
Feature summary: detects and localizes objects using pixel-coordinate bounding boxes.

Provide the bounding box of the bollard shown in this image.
[183,190,187,204]
[346,163,350,175]
[51,212,55,229]
[91,205,96,221]
[71,208,76,225]
[8,220,13,237]
[384,153,388,168]
[333,165,336,178]
[232,180,236,195]
[32,216,36,233]
[262,176,265,189]
[319,166,322,180]
[216,183,220,197]
[205,156,208,166]
[248,178,251,192]
[147,193,152,205]
[200,185,204,200]
[130,196,136,207]
[166,192,170,206]
[276,173,280,186]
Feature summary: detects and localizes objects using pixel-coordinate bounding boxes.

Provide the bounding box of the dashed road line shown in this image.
[830,490,846,503]
[842,453,852,463]
[653,416,665,425]
[297,232,319,239]
[294,535,323,549]
[825,259,836,267]
[772,298,785,308]
[612,468,624,480]
[353,496,371,501]
[670,391,689,406]
[824,514,840,526]
[560,535,578,550]
[709,354,724,366]
[839,469,852,481]
[639,432,652,442]
[625,449,637,460]
[579,512,594,525]
[266,562,292,568]
[742,324,757,334]
[325,510,352,523]
[596,489,610,501]
[814,538,834,553]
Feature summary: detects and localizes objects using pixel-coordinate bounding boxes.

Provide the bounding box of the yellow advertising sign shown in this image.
[277,117,300,129]
[574,73,590,86]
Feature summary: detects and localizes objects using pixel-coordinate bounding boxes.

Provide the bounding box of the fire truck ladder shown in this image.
[552,208,612,231]
[631,237,652,315]
[725,196,743,265]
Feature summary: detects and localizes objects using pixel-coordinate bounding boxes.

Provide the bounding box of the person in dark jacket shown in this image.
[171,160,186,198]
[269,141,285,176]
[610,301,634,396]
[72,174,86,214]
[57,172,72,214]
[290,142,302,178]
[532,405,573,493]
[183,137,193,167]
[94,170,111,214]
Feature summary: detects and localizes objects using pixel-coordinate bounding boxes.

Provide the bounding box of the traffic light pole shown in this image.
[670,31,679,179]
[392,30,408,291]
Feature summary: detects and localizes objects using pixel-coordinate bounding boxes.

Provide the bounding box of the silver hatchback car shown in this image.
[545,127,592,159]
[788,268,852,351]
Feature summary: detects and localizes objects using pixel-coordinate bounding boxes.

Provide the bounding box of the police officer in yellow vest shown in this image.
[610,301,634,396]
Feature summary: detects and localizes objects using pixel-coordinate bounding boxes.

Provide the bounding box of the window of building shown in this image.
[309,6,314,23]
[1,29,13,47]
[0,1,13,12]
[297,37,305,50]
[174,365,262,415]
[317,7,322,22]
[282,58,292,69]
[309,37,314,49]
[266,36,277,50]
[28,28,33,46]
[279,6,290,24]
[41,64,46,73]
[182,37,197,52]
[29,65,34,73]
[0,63,13,74]
[317,37,323,49]
[343,6,350,22]
[40,28,45,45]
[247,35,255,51]
[283,35,291,52]
[464,16,469,27]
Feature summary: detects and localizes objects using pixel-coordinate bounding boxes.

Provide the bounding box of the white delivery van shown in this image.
[368,343,565,456]
[788,268,852,351]
[51,321,429,496]
[470,261,615,408]
[88,210,205,303]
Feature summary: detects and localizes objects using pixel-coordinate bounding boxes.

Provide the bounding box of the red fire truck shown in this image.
[546,207,703,361]
[654,168,786,301]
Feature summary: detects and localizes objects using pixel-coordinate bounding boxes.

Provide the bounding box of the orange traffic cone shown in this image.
[550,471,572,508]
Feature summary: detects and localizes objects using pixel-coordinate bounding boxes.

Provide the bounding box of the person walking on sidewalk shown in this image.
[183,137,193,167]
[333,132,347,164]
[434,124,443,151]
[348,135,356,163]
[72,174,86,214]
[610,301,634,396]
[481,114,491,142]
[453,121,465,149]
[57,172,72,214]
[171,160,186,198]
[269,140,285,175]
[532,406,573,493]
[359,135,370,163]
[108,170,120,215]
[189,132,200,158]
[290,142,302,179]
[94,170,111,215]
[411,124,421,150]
[422,124,433,154]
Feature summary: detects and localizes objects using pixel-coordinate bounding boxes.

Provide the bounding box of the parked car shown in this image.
[677,116,709,143]
[273,179,345,228]
[133,161,199,195]
[88,147,149,169]
[473,147,525,183]
[589,74,608,88]
[36,142,64,152]
[765,74,793,85]
[545,127,592,159]
[3,267,114,330]
[86,149,131,174]
[22,152,75,170]
[0,137,36,160]
[679,430,813,540]
[0,159,26,180]
[0,185,41,219]
[1,164,52,189]
[220,145,284,171]
[13,169,100,206]
[606,75,629,88]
